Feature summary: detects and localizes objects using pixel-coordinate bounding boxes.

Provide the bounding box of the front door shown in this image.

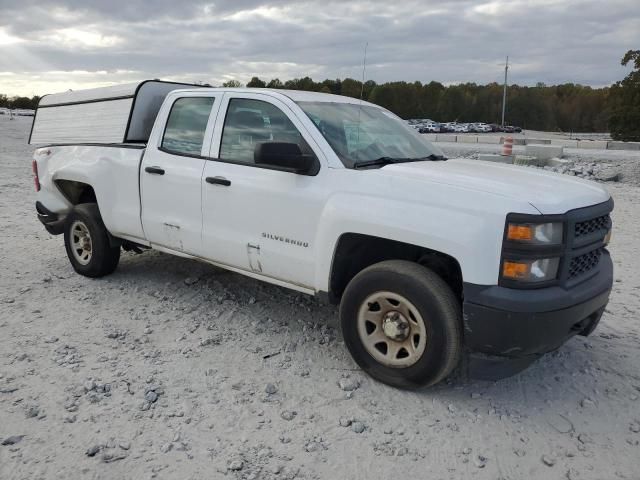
[199,94,327,289]
[141,93,222,253]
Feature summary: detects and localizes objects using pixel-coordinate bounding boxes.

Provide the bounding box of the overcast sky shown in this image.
[0,0,638,97]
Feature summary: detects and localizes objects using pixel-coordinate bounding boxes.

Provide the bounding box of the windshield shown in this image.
[296,101,445,168]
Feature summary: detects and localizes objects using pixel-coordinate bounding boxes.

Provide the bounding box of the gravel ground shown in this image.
[1,116,640,480]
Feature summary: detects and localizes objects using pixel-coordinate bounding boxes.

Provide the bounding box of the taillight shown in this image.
[32,159,41,192]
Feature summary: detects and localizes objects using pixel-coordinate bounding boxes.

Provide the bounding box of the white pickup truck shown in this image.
[29,80,614,388]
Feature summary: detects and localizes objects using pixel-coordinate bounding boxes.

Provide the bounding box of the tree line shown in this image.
[231,77,610,133]
[0,81,613,133]
[0,82,608,132]
[0,94,40,110]
[3,50,637,139]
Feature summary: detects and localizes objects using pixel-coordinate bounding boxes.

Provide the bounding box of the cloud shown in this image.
[41,28,123,49]
[0,27,24,46]
[0,0,637,96]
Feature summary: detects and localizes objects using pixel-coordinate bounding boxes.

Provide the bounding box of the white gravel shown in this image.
[1,116,640,479]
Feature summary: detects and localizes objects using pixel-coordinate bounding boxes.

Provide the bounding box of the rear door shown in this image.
[141,92,223,253]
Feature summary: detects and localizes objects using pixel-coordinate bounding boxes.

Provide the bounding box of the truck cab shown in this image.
[30,83,614,388]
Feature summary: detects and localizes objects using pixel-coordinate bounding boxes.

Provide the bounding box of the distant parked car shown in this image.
[502,125,515,133]
[468,123,491,133]
[419,122,441,134]
[453,123,470,133]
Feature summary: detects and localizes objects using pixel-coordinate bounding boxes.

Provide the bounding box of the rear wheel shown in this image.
[340,260,461,389]
[64,203,120,277]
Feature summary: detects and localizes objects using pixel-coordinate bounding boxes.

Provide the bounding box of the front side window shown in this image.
[219,98,311,165]
[297,101,445,168]
[161,97,215,156]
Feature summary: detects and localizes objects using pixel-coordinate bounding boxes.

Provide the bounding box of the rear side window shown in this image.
[219,98,311,164]
[161,97,215,156]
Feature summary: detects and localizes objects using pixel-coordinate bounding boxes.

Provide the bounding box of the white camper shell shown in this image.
[29,80,204,145]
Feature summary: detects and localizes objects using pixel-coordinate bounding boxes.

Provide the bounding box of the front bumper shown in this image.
[462,252,612,379]
[36,201,66,235]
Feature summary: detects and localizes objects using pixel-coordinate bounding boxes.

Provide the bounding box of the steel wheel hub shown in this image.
[357,291,427,368]
[382,311,410,341]
[70,220,93,266]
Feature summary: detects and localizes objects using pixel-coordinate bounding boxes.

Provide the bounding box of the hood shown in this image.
[380,158,610,214]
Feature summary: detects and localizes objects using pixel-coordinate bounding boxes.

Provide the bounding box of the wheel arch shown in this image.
[55,181,122,248]
[55,179,97,205]
[327,233,463,305]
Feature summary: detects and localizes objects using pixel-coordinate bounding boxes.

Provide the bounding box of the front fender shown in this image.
[313,191,539,290]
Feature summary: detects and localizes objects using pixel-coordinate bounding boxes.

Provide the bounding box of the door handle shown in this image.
[145,166,165,175]
[206,176,231,186]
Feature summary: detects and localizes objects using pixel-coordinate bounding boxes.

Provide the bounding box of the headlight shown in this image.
[502,257,560,283]
[506,222,563,245]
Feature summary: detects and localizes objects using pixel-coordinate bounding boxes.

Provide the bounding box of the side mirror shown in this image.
[254,142,316,174]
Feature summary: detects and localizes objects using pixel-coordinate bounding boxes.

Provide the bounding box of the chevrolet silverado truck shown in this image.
[29,80,614,388]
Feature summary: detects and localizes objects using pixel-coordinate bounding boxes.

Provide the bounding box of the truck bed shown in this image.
[35,143,147,242]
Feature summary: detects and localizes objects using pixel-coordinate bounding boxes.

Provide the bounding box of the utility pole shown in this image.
[501,56,509,127]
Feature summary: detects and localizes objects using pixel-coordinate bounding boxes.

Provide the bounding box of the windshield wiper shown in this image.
[353,154,447,169]
[423,153,448,161]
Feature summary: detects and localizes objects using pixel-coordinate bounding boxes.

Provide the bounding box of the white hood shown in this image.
[380,158,610,214]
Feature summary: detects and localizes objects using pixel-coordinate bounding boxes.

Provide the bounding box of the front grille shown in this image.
[575,214,610,238]
[568,248,603,279]
[503,199,612,287]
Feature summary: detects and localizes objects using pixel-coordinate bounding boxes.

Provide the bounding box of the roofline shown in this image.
[168,87,381,108]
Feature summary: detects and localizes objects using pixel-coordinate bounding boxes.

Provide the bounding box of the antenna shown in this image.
[359,42,368,101]
[501,56,509,127]
[357,42,368,143]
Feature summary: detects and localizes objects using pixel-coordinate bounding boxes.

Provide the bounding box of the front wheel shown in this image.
[340,260,461,389]
[64,203,120,278]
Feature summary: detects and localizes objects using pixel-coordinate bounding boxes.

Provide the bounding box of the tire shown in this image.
[340,260,461,389]
[64,203,120,278]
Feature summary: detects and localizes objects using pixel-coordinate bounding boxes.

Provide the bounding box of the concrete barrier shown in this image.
[479,136,502,144]
[436,134,457,142]
[577,140,609,150]
[428,133,640,151]
[607,141,640,151]
[551,139,578,148]
[525,144,564,160]
[478,154,514,164]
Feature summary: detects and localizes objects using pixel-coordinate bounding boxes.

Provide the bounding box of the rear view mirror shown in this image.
[254,142,316,174]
